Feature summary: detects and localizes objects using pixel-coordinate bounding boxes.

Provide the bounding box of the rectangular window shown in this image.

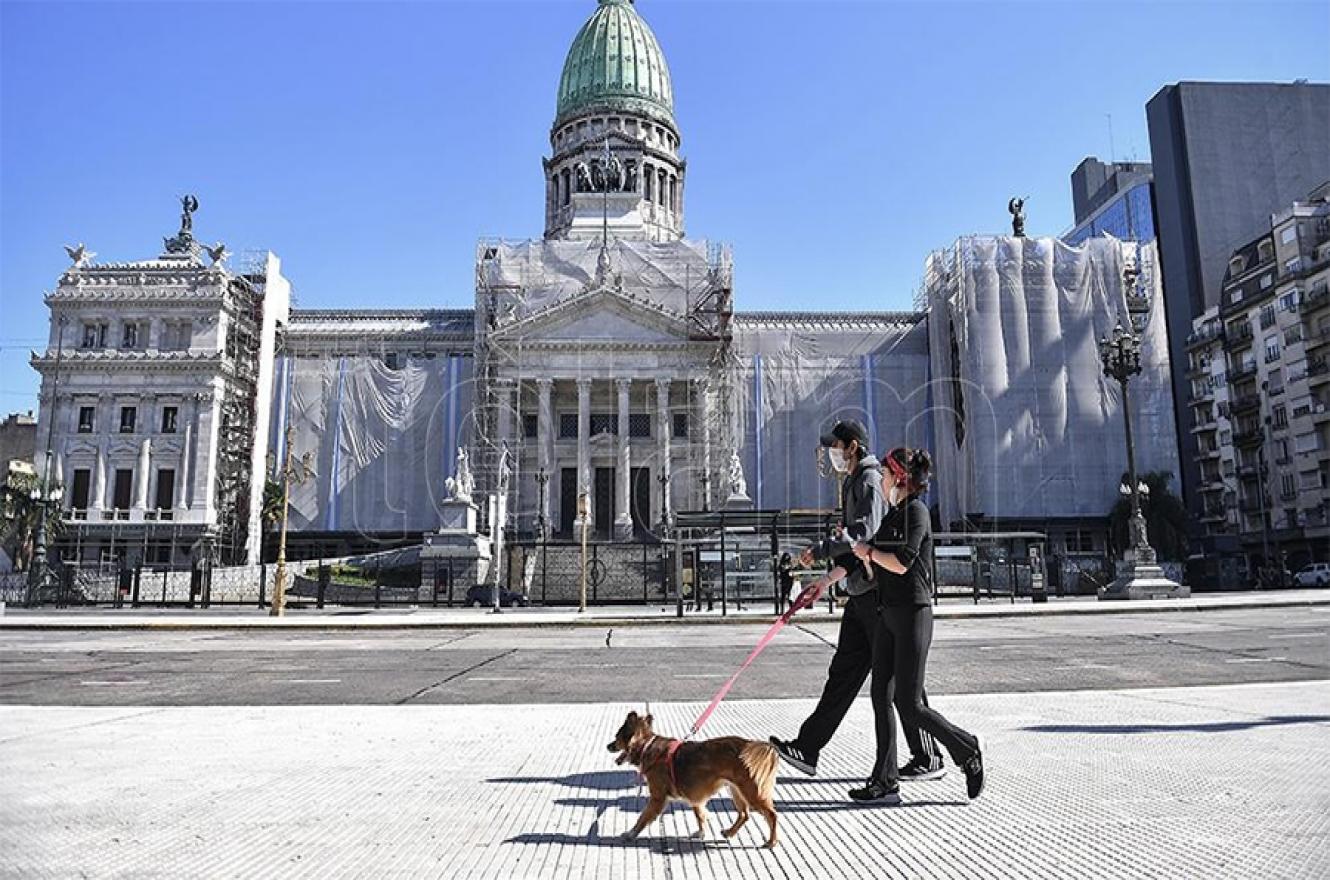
[628,413,651,438]
[673,412,688,439]
[78,406,95,433]
[1260,304,1276,328]
[1065,530,1095,553]
[1265,338,1280,362]
[523,413,538,439]
[119,406,136,434]
[112,469,133,510]
[1284,257,1302,274]
[1272,405,1288,429]
[1294,432,1320,454]
[1285,326,1303,345]
[160,406,178,434]
[1260,274,1273,289]
[154,469,175,510]
[1281,226,1298,245]
[121,322,140,350]
[1275,438,1290,462]
[589,413,617,436]
[1282,474,1296,498]
[1280,291,1300,312]
[81,323,107,349]
[558,413,578,439]
[71,469,91,509]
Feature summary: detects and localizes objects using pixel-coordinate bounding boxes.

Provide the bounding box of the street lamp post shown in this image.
[1098,321,1187,600]
[534,468,549,542]
[270,423,315,617]
[26,316,68,607]
[656,469,670,536]
[577,491,590,612]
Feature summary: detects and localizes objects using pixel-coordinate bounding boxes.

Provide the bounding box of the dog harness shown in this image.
[640,736,683,792]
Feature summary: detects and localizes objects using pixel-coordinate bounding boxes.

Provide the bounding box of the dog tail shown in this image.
[740,742,779,801]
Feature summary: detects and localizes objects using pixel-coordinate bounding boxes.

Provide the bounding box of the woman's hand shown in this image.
[851,541,872,561]
[798,546,815,568]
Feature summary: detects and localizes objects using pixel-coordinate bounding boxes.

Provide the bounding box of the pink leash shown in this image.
[684,582,825,739]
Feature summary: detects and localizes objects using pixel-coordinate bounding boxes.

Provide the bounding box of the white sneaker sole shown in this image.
[899,768,947,782]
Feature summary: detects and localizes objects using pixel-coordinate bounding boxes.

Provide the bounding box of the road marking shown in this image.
[282,679,341,684]
[1225,658,1287,664]
[80,681,145,686]
[1267,633,1326,640]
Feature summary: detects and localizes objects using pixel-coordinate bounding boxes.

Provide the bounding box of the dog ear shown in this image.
[644,713,654,728]
[627,710,638,721]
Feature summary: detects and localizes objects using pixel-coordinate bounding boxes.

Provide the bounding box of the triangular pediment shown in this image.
[491,286,692,344]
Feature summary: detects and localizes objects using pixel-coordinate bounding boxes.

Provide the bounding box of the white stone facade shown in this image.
[30,222,289,567]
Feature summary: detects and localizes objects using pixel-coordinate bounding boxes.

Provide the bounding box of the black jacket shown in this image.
[812,455,885,597]
[870,495,934,606]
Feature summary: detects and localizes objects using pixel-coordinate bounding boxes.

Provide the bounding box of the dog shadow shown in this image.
[504,832,768,852]
[487,770,640,791]
[556,795,969,812]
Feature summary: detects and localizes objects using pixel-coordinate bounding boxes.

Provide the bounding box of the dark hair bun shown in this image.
[908,448,932,488]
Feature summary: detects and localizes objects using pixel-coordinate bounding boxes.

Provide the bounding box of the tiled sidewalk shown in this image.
[2,682,1327,878]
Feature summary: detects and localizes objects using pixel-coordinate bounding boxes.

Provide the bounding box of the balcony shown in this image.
[1186,362,1211,379]
[1304,285,1330,312]
[1237,462,1264,480]
[1195,444,1222,460]
[1305,327,1330,350]
[1190,414,1218,433]
[1239,498,1267,515]
[1188,387,1215,405]
[1200,503,1228,522]
[1228,363,1259,384]
[1226,323,1255,346]
[1186,324,1224,350]
[1309,359,1330,386]
[1230,393,1262,415]
[1234,429,1265,448]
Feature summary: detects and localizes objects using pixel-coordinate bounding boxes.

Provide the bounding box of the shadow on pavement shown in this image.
[555,796,967,812]
[487,770,640,790]
[1022,714,1330,734]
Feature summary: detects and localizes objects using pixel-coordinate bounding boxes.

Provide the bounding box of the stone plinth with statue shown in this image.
[420,449,491,603]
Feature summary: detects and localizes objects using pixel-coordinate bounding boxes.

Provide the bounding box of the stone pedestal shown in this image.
[723,492,754,511]
[1098,550,1189,600]
[420,499,491,603]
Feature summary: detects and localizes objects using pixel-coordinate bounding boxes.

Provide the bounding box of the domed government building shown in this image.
[30,0,1179,601]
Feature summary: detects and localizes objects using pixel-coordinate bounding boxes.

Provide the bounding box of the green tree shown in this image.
[0,471,63,572]
[1108,470,1188,562]
[261,477,284,530]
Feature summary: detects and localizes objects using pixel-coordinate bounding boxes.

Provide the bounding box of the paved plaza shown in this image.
[2,681,1327,879]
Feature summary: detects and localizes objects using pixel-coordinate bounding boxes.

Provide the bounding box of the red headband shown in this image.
[885,450,909,483]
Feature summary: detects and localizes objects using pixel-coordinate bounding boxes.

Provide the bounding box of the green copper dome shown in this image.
[556,0,675,130]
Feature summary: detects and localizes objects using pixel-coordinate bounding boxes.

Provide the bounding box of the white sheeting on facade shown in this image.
[732,317,932,512]
[924,235,1180,528]
[270,353,474,533]
[479,238,719,319]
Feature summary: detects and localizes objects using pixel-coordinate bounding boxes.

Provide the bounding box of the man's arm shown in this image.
[813,468,885,561]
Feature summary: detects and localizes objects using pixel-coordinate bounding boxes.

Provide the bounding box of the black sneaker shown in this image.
[769,737,817,776]
[848,779,901,804]
[962,739,984,799]
[898,757,946,782]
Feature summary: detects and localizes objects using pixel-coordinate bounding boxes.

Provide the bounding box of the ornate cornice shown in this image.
[31,350,226,373]
[733,310,925,330]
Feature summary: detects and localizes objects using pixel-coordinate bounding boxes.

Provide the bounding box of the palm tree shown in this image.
[1,471,63,572]
[1108,470,1188,562]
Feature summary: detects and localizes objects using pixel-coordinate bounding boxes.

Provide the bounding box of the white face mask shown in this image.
[888,484,904,507]
[828,447,849,473]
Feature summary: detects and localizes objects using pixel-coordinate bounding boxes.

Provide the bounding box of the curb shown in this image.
[1,592,1326,631]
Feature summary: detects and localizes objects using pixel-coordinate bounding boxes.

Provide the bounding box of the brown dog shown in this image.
[607,710,779,848]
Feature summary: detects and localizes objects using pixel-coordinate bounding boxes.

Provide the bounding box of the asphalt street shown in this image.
[0,606,1326,707]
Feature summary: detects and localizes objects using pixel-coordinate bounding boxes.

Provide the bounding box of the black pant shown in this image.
[874,602,979,784]
[794,595,942,769]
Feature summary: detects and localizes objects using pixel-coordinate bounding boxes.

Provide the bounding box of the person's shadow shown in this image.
[1022,715,1330,735]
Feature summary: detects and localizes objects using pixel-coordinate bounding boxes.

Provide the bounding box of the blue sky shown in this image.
[2,0,1327,409]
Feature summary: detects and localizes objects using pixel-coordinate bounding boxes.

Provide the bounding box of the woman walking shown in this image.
[850,446,985,801]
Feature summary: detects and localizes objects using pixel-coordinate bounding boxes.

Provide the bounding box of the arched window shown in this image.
[643,163,653,202]
[669,176,677,213]
[658,169,667,206]
[562,168,571,206]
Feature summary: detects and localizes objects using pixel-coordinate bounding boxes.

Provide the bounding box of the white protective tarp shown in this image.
[732,316,933,512]
[268,352,474,534]
[924,235,1180,528]
[479,237,719,320]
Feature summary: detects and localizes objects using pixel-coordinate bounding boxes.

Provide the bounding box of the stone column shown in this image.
[176,422,192,510]
[134,438,151,511]
[537,378,553,528]
[196,391,219,520]
[656,377,672,521]
[576,377,591,526]
[614,379,633,539]
[91,441,106,512]
[696,379,712,511]
[495,379,514,451]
